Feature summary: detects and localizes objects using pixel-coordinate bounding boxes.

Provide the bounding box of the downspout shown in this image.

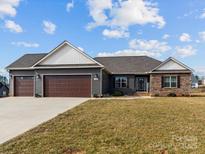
[148,71,152,95]
[100,68,103,97]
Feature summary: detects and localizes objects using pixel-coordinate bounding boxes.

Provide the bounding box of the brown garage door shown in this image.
[14,76,34,96]
[44,75,91,97]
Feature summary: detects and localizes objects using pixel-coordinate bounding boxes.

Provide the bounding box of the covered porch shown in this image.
[110,74,150,96]
[134,75,150,96]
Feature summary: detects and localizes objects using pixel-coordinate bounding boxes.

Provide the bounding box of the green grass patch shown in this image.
[1,98,205,153]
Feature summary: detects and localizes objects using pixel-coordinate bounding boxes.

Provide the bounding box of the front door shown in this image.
[136,77,147,92]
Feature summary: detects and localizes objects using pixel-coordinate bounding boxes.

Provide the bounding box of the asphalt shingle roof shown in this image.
[94,56,162,74]
[6,53,47,69]
[7,53,162,74]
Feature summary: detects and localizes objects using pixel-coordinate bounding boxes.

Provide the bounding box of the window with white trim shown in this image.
[115,77,127,88]
[163,76,177,88]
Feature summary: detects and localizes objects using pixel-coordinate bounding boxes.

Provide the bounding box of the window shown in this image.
[115,77,127,88]
[163,76,177,88]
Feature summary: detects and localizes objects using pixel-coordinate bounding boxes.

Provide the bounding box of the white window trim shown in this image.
[115,77,128,88]
[163,75,178,88]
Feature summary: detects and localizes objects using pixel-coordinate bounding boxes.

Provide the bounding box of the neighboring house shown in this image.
[192,75,199,88]
[201,77,205,85]
[6,41,193,97]
[198,77,205,86]
[0,82,9,97]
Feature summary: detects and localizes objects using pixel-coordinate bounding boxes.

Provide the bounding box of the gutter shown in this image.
[7,65,104,71]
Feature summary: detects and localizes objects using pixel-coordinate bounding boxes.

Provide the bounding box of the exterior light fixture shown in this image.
[94,74,99,80]
[36,74,41,79]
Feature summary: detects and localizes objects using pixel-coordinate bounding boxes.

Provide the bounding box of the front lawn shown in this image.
[191,86,205,97]
[1,98,205,153]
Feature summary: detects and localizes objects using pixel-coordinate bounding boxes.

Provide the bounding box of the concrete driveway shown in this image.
[0,97,89,144]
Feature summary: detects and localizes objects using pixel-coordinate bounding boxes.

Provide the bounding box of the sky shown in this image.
[0,0,205,76]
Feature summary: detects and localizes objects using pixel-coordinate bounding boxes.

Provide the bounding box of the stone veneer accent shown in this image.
[150,73,192,96]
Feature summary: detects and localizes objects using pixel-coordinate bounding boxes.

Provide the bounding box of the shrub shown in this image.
[35,94,41,97]
[154,93,160,97]
[93,94,99,98]
[167,93,177,97]
[112,91,124,97]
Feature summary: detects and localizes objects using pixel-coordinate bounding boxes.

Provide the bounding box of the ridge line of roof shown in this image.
[95,55,151,58]
[94,56,162,63]
[23,53,47,55]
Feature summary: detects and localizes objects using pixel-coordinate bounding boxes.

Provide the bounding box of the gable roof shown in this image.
[152,57,193,72]
[32,40,103,67]
[6,53,47,69]
[7,41,103,70]
[94,56,162,74]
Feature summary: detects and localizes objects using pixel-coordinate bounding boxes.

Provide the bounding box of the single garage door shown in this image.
[14,76,34,96]
[44,75,91,97]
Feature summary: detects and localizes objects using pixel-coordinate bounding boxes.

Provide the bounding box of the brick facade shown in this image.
[150,73,192,96]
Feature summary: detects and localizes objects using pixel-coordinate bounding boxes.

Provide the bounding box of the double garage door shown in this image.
[14,75,91,97]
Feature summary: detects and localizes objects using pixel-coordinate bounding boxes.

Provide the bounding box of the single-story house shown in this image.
[0,82,9,97]
[6,40,193,97]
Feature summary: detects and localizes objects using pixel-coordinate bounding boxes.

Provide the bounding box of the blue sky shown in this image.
[0,0,205,75]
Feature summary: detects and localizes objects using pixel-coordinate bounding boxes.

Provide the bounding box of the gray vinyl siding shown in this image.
[9,70,35,96]
[102,70,110,94]
[9,68,102,97]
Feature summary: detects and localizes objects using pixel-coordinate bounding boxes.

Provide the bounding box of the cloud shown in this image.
[110,0,165,29]
[87,0,165,38]
[177,9,199,19]
[87,0,112,30]
[97,49,161,57]
[199,31,205,41]
[162,34,170,40]
[11,41,39,48]
[195,67,205,76]
[43,20,56,34]
[102,29,129,38]
[66,0,74,12]
[179,33,191,42]
[195,40,200,43]
[4,20,23,33]
[97,39,171,57]
[129,39,171,52]
[200,9,205,19]
[0,0,21,18]
[175,45,196,58]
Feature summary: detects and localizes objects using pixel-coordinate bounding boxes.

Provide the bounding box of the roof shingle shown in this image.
[94,56,162,74]
[6,53,47,69]
[7,53,162,74]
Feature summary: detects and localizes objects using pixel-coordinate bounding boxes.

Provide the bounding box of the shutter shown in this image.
[127,77,129,88]
[161,76,164,88]
[177,76,180,88]
[113,77,116,88]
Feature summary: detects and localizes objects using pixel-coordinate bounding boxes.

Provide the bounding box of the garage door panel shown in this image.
[14,76,34,96]
[44,75,91,97]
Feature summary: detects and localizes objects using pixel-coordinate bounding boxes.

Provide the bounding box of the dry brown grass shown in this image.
[1,97,205,154]
[191,86,205,97]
